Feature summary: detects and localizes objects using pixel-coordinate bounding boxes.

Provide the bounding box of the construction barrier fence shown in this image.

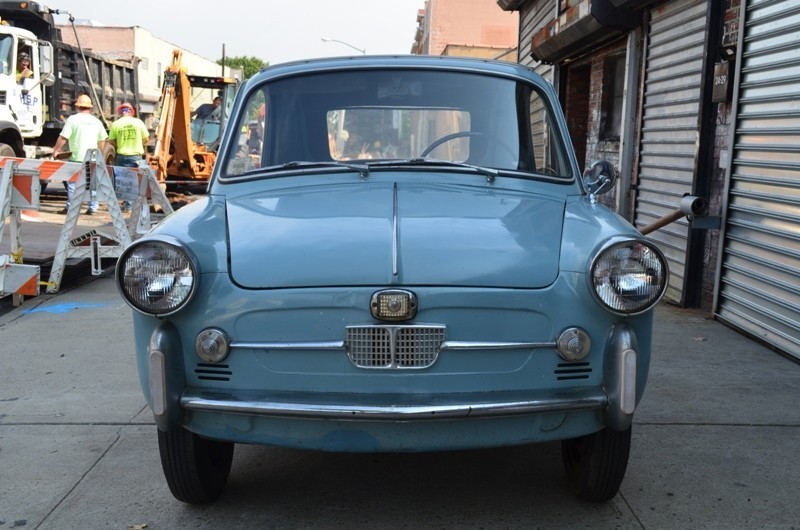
[0,150,173,303]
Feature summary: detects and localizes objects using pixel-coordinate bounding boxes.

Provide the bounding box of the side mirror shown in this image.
[41,73,55,87]
[582,160,617,202]
[38,42,54,77]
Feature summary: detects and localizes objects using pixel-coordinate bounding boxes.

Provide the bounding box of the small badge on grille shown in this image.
[370,289,417,321]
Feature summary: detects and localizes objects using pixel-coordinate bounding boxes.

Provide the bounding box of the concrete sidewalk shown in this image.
[1,275,798,529]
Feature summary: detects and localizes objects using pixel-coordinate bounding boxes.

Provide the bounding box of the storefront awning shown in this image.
[525,0,646,63]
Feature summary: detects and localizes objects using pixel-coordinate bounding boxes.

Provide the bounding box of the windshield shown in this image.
[222,69,571,180]
[0,35,12,75]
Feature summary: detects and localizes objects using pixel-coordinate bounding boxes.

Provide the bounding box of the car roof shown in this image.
[250,54,548,88]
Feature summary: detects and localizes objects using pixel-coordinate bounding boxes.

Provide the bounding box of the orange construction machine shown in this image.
[148,50,238,185]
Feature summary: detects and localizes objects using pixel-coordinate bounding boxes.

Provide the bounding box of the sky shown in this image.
[51,0,425,66]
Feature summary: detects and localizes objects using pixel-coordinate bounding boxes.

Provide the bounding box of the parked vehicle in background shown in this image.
[116,55,668,505]
[0,1,137,161]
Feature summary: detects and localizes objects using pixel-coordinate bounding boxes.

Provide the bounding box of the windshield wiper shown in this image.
[366,158,499,182]
[281,161,369,178]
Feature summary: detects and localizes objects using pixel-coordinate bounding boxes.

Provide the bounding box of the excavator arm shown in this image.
[148,49,235,184]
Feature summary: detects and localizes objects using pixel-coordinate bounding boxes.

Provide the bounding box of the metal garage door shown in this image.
[517,0,555,81]
[633,0,709,303]
[716,0,800,360]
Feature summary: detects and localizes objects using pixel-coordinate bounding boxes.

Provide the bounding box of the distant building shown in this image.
[57,23,241,125]
[412,0,519,61]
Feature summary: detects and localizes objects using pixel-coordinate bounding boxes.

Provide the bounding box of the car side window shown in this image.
[529,89,570,177]
[226,90,267,176]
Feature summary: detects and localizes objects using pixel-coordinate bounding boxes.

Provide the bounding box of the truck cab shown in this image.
[0,22,53,156]
[0,1,138,160]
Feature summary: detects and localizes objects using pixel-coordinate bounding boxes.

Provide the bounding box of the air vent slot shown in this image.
[195,362,232,381]
[555,361,592,381]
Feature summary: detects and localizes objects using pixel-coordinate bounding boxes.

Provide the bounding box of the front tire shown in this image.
[561,426,631,502]
[157,427,234,504]
[0,142,15,157]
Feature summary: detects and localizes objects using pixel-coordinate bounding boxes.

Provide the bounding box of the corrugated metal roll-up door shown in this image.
[517,0,555,81]
[633,0,709,303]
[716,0,800,360]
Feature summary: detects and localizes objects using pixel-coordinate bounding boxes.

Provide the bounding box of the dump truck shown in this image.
[0,1,138,161]
[148,49,238,185]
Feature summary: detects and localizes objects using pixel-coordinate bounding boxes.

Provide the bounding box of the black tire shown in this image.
[561,426,631,502]
[0,142,15,157]
[102,143,116,167]
[157,427,234,504]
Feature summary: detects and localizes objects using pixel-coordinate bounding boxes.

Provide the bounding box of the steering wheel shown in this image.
[419,131,518,164]
[419,131,490,158]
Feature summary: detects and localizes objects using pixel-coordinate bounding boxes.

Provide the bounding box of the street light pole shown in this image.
[321,37,366,55]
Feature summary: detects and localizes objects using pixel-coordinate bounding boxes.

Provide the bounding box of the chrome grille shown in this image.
[345,325,445,369]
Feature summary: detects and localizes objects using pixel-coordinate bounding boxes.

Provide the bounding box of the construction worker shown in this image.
[109,102,149,211]
[16,52,32,83]
[52,94,107,215]
[191,96,221,120]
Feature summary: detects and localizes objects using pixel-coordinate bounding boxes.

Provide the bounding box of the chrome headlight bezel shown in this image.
[588,237,668,316]
[115,236,199,317]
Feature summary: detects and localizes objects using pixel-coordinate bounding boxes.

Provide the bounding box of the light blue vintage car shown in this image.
[116,55,667,504]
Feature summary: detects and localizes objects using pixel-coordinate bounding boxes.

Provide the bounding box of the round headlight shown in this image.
[589,239,667,315]
[116,239,197,316]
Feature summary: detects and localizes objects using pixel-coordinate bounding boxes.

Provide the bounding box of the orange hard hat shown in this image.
[117,102,135,116]
[74,94,93,108]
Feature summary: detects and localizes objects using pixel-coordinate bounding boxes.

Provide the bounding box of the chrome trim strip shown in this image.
[392,181,399,276]
[229,340,554,352]
[181,388,607,420]
[441,340,556,350]
[230,340,345,350]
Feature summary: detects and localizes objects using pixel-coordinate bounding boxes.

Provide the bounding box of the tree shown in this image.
[217,56,268,80]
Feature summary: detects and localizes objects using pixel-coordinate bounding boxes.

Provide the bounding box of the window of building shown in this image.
[601,54,626,142]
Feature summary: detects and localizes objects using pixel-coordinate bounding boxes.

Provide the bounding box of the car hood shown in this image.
[227,181,565,288]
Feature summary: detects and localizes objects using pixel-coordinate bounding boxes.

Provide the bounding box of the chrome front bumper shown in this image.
[180,387,608,421]
[147,321,640,432]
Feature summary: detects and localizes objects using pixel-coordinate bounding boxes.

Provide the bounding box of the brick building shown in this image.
[58,23,241,125]
[413,0,519,61]
[498,0,800,360]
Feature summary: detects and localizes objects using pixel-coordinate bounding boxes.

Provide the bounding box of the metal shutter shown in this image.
[517,0,555,80]
[716,0,800,360]
[633,0,709,303]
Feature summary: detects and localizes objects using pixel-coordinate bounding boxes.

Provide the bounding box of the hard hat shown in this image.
[74,94,93,108]
[117,102,135,116]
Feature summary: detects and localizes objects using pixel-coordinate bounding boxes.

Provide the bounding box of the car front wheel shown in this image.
[157,427,234,504]
[561,426,631,502]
